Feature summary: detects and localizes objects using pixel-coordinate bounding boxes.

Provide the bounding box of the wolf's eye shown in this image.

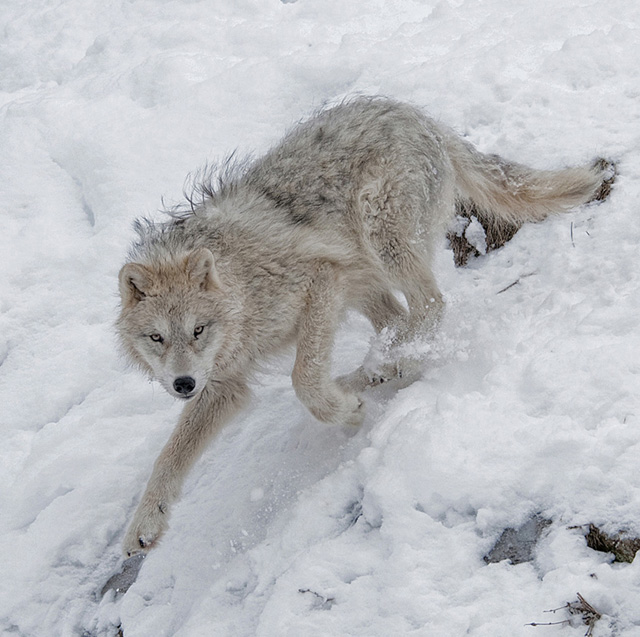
[193,325,205,339]
[149,333,164,343]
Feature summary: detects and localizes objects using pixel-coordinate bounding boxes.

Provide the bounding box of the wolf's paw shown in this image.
[339,358,422,392]
[337,365,398,391]
[341,392,365,427]
[337,367,371,393]
[367,358,422,389]
[123,497,169,556]
[300,384,364,427]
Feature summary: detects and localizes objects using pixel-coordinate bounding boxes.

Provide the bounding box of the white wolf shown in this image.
[117,97,609,556]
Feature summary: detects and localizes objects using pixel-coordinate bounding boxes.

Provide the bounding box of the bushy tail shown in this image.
[447,134,613,226]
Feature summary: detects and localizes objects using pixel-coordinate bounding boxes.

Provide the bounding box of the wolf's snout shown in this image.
[173,376,196,396]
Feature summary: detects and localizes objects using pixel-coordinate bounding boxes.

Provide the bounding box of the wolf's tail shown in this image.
[446,133,613,227]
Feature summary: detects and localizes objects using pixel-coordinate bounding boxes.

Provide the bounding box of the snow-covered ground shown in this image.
[1,1,639,635]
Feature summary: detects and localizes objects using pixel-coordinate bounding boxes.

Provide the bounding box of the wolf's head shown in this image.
[117,247,237,400]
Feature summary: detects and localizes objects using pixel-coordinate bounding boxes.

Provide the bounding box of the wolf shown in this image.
[117,96,610,556]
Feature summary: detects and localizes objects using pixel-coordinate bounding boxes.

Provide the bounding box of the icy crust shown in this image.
[1,0,640,636]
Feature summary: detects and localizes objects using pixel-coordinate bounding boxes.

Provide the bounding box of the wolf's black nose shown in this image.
[173,376,196,395]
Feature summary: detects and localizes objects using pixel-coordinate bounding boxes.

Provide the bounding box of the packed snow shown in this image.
[1,0,640,635]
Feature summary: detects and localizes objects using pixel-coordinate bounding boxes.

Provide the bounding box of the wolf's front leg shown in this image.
[292,263,364,427]
[123,378,249,556]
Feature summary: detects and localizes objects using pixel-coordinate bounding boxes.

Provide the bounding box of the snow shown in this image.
[1,0,640,635]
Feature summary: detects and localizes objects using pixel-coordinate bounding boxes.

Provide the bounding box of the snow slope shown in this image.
[1,0,639,635]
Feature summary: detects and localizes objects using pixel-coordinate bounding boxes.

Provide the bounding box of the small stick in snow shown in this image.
[527,593,601,636]
[496,271,537,295]
[527,618,570,628]
[571,221,575,247]
[298,588,336,610]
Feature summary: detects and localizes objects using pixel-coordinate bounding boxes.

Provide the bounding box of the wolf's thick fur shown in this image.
[117,97,608,555]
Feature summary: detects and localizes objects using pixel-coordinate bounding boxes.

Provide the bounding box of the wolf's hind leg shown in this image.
[399,260,444,342]
[337,288,408,392]
[292,263,364,427]
[358,249,444,387]
[361,287,407,333]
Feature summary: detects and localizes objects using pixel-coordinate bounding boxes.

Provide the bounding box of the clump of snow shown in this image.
[464,216,488,255]
[1,0,640,636]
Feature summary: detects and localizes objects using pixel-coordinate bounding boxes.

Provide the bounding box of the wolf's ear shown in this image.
[119,262,152,307]
[185,247,221,292]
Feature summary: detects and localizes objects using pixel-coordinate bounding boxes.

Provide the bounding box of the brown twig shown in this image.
[527,593,601,636]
